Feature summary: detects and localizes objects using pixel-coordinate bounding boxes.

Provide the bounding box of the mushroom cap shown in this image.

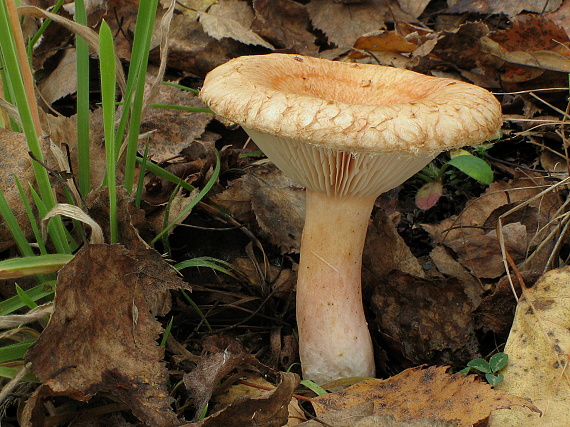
[200,53,502,155]
[201,54,502,197]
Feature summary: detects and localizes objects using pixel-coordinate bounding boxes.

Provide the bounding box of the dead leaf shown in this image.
[423,171,563,280]
[480,15,570,82]
[37,48,77,105]
[139,82,213,163]
[312,366,541,426]
[212,164,305,254]
[164,12,258,76]
[371,272,479,365]
[0,128,39,251]
[443,0,563,17]
[22,244,180,426]
[198,0,274,49]
[352,30,418,55]
[397,0,431,19]
[252,0,315,53]
[489,266,570,425]
[192,372,299,427]
[363,210,425,278]
[306,0,387,49]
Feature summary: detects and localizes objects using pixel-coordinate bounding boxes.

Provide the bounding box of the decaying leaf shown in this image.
[443,0,562,17]
[0,128,40,251]
[212,163,305,254]
[371,272,480,366]
[480,14,570,81]
[139,82,214,163]
[488,266,570,426]
[312,365,540,426]
[252,0,315,54]
[22,244,182,426]
[363,210,425,279]
[306,0,387,49]
[423,171,563,280]
[192,372,299,427]
[198,0,273,49]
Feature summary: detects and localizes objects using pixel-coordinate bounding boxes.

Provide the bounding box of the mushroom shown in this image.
[200,54,502,384]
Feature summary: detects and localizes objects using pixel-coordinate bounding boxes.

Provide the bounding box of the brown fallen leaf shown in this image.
[423,171,563,280]
[480,14,570,83]
[190,372,299,427]
[22,244,182,426]
[138,81,214,163]
[212,163,305,254]
[252,0,316,54]
[312,365,540,426]
[363,209,425,279]
[489,266,570,426]
[371,271,480,366]
[0,128,41,251]
[198,0,274,49]
[443,0,562,17]
[306,0,387,49]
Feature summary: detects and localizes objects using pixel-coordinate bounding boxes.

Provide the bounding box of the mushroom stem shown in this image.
[296,188,376,384]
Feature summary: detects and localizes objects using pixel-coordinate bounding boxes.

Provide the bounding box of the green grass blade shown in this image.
[151,150,220,246]
[180,289,212,332]
[0,281,55,315]
[25,0,65,59]
[134,140,150,208]
[162,81,200,95]
[150,103,213,113]
[119,0,159,193]
[14,176,47,255]
[15,284,37,309]
[0,254,73,279]
[0,188,34,257]
[175,257,240,278]
[75,0,91,196]
[0,365,39,382]
[0,0,69,252]
[99,20,118,243]
[0,341,34,364]
[135,157,196,193]
[160,316,174,347]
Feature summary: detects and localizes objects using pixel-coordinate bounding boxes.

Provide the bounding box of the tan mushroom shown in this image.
[200,53,502,384]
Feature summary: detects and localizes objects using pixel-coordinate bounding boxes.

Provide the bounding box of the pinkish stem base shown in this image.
[296,189,376,384]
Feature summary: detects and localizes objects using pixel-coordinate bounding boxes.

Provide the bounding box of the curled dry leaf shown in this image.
[488,266,570,426]
[212,163,305,254]
[423,171,563,280]
[312,365,540,427]
[191,372,299,427]
[22,244,184,426]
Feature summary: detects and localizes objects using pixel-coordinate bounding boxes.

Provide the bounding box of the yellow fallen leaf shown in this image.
[489,266,570,425]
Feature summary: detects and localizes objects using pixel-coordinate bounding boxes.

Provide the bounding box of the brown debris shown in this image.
[23,245,180,426]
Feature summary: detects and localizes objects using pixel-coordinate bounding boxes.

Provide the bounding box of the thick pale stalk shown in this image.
[296,189,376,384]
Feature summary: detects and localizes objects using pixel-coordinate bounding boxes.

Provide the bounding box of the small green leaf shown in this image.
[446,155,493,184]
[456,367,471,376]
[467,358,491,374]
[300,379,329,396]
[489,352,509,372]
[485,373,504,387]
